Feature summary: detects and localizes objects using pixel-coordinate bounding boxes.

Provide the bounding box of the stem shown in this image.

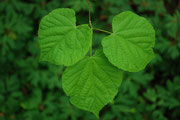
[87,0,93,29]
[87,0,112,56]
[93,28,112,34]
[87,0,93,56]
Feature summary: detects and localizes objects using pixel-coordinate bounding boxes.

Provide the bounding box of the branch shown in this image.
[87,0,93,56]
[87,0,93,29]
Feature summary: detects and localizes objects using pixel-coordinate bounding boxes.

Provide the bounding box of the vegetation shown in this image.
[0,0,180,120]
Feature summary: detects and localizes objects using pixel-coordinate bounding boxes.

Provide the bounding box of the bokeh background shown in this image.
[0,0,180,120]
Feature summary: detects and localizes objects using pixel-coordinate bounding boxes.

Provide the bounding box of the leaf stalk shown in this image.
[93,28,112,34]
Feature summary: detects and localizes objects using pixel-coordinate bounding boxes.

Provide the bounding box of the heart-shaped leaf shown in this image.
[102,11,155,72]
[38,8,92,66]
[62,49,123,118]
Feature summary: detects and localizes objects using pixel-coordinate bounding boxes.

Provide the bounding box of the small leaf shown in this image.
[143,89,157,102]
[38,8,92,66]
[62,49,123,118]
[102,11,155,72]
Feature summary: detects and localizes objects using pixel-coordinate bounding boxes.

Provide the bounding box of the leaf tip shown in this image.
[93,111,100,119]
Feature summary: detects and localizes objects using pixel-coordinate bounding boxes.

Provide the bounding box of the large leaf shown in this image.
[62,49,123,118]
[102,11,155,72]
[38,8,92,66]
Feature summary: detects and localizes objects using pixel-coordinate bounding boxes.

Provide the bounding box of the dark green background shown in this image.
[0,0,180,120]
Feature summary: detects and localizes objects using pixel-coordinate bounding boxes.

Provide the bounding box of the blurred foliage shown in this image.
[0,0,180,120]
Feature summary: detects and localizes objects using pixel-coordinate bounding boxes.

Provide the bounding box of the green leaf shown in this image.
[102,11,155,72]
[62,49,123,118]
[38,8,92,66]
[143,89,157,102]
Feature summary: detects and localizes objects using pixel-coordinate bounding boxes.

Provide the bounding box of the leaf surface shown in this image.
[62,49,123,118]
[38,8,92,66]
[102,11,155,72]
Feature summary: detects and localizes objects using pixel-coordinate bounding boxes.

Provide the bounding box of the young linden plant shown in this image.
[38,8,155,119]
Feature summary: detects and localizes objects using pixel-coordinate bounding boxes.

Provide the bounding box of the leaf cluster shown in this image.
[0,0,180,120]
